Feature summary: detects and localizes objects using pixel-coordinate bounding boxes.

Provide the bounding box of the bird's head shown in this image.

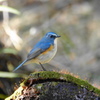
[45,32,61,40]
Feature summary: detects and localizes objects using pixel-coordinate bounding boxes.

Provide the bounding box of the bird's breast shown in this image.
[35,43,57,64]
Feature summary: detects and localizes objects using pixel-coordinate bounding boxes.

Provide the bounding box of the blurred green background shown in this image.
[0,0,100,99]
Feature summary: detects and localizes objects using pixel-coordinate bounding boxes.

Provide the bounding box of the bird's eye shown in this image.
[50,35,55,38]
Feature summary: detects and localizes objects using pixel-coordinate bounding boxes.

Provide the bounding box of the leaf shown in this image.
[0,5,20,15]
[0,0,6,2]
[0,48,17,54]
[0,71,27,78]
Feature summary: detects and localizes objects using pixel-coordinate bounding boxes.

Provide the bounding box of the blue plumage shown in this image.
[13,32,60,72]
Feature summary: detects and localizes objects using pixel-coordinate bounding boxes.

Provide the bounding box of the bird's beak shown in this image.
[56,35,61,38]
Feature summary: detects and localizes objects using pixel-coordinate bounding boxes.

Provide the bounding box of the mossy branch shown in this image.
[5,71,100,100]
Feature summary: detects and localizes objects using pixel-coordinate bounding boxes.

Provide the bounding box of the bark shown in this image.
[5,71,100,100]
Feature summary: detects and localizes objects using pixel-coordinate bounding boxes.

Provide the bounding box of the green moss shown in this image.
[29,71,61,79]
[21,71,100,96]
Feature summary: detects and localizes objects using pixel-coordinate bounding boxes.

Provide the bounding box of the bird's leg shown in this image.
[39,62,46,71]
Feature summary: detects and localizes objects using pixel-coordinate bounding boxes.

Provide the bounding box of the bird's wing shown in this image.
[13,43,51,72]
[13,48,43,72]
[27,43,51,61]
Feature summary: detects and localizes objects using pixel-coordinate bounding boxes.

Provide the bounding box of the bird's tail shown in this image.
[13,59,27,72]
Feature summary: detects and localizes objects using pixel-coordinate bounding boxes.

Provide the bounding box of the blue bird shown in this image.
[13,32,61,72]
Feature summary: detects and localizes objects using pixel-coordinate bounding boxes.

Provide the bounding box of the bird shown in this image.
[13,32,61,72]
